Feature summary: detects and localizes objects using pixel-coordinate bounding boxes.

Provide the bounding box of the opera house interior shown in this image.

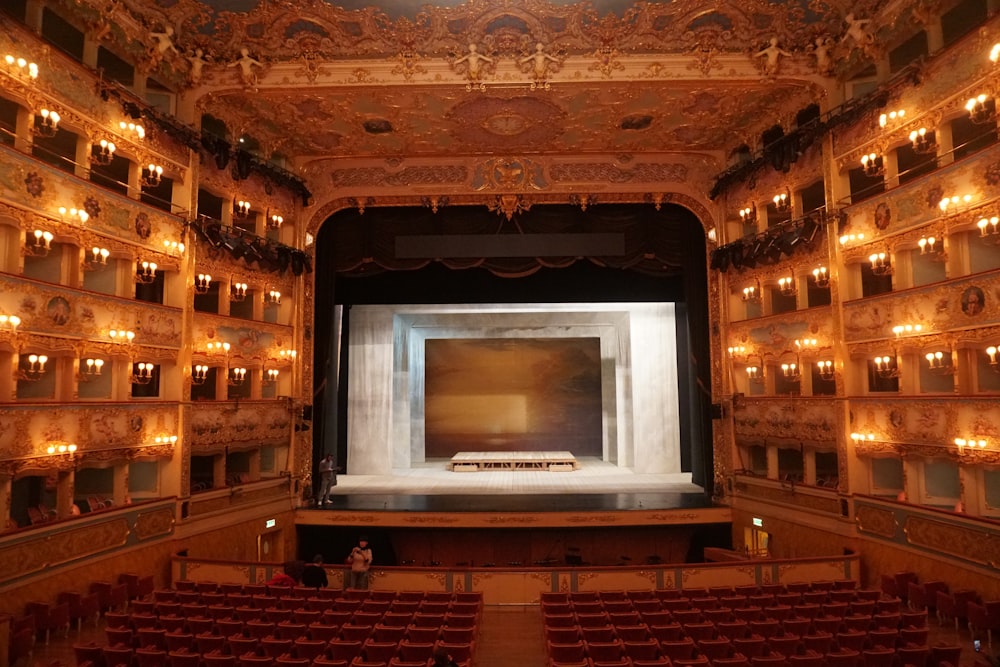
[2,0,1000,664]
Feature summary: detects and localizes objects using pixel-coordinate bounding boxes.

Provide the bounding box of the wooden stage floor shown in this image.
[316,457,715,514]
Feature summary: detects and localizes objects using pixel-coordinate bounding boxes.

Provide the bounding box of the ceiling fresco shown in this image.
[58,0,933,187]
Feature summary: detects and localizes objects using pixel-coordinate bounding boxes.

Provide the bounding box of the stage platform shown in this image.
[450,451,579,472]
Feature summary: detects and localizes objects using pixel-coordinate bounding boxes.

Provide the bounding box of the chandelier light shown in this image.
[977,216,999,239]
[741,282,760,303]
[860,152,884,178]
[279,349,297,361]
[924,350,954,374]
[746,364,764,384]
[986,345,1000,371]
[27,229,54,256]
[231,282,248,302]
[268,212,284,229]
[35,108,60,137]
[727,345,746,358]
[892,324,923,338]
[780,362,800,381]
[85,246,110,270]
[816,360,835,380]
[195,273,212,294]
[869,252,892,276]
[80,357,105,380]
[4,54,38,81]
[264,368,280,384]
[130,362,155,384]
[192,364,209,385]
[109,329,136,344]
[966,94,995,124]
[777,276,796,296]
[811,266,829,288]
[909,127,935,153]
[119,120,145,140]
[874,355,900,378]
[955,437,988,453]
[739,204,757,225]
[878,109,905,127]
[917,236,940,255]
[20,353,48,381]
[938,195,972,213]
[135,260,158,284]
[58,206,89,224]
[772,189,790,212]
[0,313,22,332]
[46,443,77,455]
[234,199,251,218]
[142,163,163,187]
[264,289,281,305]
[162,239,185,254]
[90,139,116,166]
[228,367,247,386]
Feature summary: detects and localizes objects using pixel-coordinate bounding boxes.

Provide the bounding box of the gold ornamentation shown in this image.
[855,504,897,538]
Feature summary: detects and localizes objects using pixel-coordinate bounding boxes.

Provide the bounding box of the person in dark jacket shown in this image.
[301,554,328,589]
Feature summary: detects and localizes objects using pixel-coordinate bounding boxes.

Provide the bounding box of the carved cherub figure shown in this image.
[842,13,874,47]
[519,42,560,81]
[813,36,834,75]
[453,43,493,82]
[231,47,263,86]
[756,36,791,76]
[187,48,207,83]
[150,25,179,56]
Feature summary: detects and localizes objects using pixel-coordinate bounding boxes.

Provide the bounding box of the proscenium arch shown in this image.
[306,200,716,496]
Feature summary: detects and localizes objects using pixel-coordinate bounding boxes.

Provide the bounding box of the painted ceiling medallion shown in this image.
[483,113,529,136]
[448,95,565,149]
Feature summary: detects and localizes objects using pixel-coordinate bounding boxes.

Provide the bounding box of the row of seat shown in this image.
[125,604,480,626]
[150,594,479,616]
[541,582,859,606]
[544,605,918,628]
[172,583,479,606]
[543,594,884,616]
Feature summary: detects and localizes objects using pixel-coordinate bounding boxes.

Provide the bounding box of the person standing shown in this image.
[346,536,372,589]
[301,554,328,589]
[318,454,335,505]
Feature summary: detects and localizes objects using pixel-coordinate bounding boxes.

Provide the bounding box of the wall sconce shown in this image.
[19,353,48,381]
[746,364,764,384]
[955,437,988,453]
[879,109,905,127]
[26,229,54,256]
[739,204,757,225]
[130,362,155,384]
[135,260,157,284]
[939,195,972,213]
[228,367,247,386]
[874,354,900,378]
[163,240,185,254]
[34,108,60,137]
[917,236,941,256]
[264,368,279,384]
[90,139,116,166]
[816,360,835,380]
[58,206,89,224]
[772,189,790,213]
[234,199,251,218]
[924,350,955,374]
[869,252,892,276]
[264,290,281,306]
[727,345,747,358]
[192,364,209,385]
[154,435,178,445]
[966,94,995,124]
[860,152,884,178]
[811,266,829,288]
[0,313,22,333]
[909,127,935,154]
[4,54,38,80]
[795,338,817,351]
[741,282,760,303]
[707,227,717,243]
[80,357,105,379]
[195,273,212,294]
[850,433,875,444]
[777,276,796,296]
[977,216,1000,239]
[109,329,135,344]
[207,341,231,355]
[46,443,77,455]
[780,362,800,382]
[84,246,110,270]
[119,121,145,140]
[986,345,1000,371]
[991,43,1000,61]
[839,232,865,245]
[892,324,923,338]
[142,164,163,187]
[230,282,248,302]
[267,212,284,229]
[279,349,297,361]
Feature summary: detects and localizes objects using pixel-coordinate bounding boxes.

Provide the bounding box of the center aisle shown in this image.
[476,604,547,667]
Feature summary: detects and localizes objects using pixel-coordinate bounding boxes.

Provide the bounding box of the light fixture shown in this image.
[878,109,905,127]
[46,443,77,455]
[909,127,935,154]
[58,206,89,224]
[727,345,747,358]
[966,94,995,124]
[977,216,1000,239]
[839,232,865,245]
[230,282,248,302]
[780,362,800,382]
[939,195,973,213]
[135,260,158,284]
[109,329,136,344]
[268,212,284,229]
[924,350,955,374]
[741,282,760,303]
[162,240,185,254]
[4,54,39,81]
[130,362,155,384]
[279,349,297,361]
[26,229,54,256]
[874,355,900,379]
[917,236,940,255]
[79,357,105,380]
[142,164,163,187]
[869,252,892,276]
[35,108,60,137]
[746,365,764,384]
[154,435,179,445]
[772,189,790,213]
[90,139,116,166]
[19,353,48,381]
[264,290,281,306]
[860,152,884,178]
[707,227,717,243]
[811,266,829,288]
[850,433,875,444]
[234,199,251,218]
[228,367,247,386]
[777,276,796,296]
[195,273,212,294]
[264,368,280,384]
[955,437,988,453]
[816,360,835,380]
[0,313,21,333]
[991,43,1000,62]
[207,341,231,355]
[119,121,145,140]
[986,345,1000,371]
[192,364,209,385]
[739,204,757,225]
[892,324,923,338]
[84,246,110,270]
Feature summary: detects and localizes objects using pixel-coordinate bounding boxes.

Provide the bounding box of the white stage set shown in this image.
[338,303,696,494]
